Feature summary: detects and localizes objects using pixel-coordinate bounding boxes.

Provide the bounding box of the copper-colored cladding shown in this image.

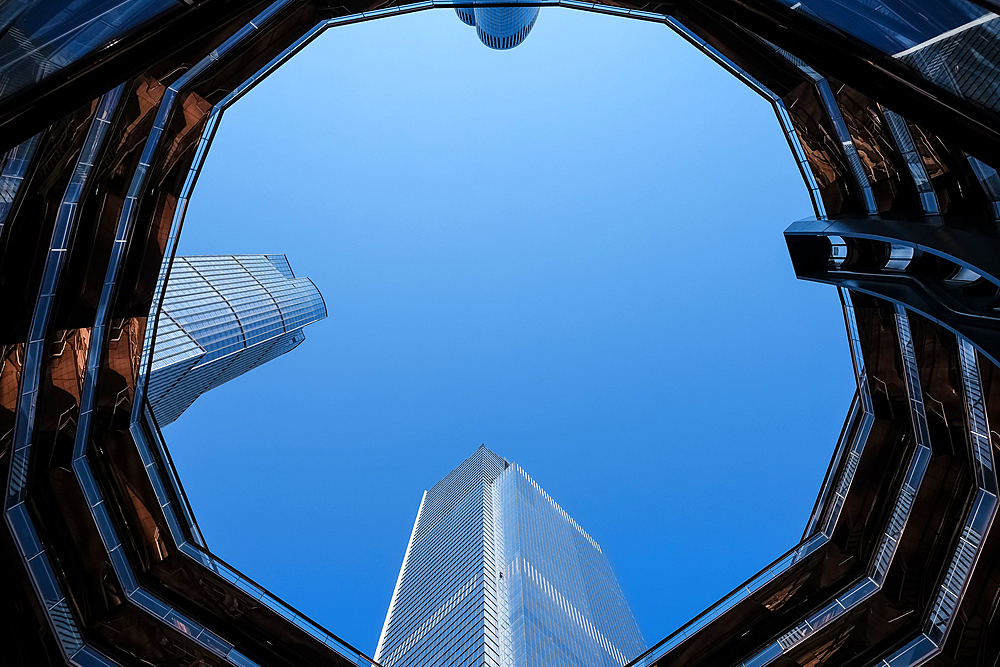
[905,119,990,217]
[123,473,169,563]
[3,2,1000,667]
[760,567,814,613]
[100,426,173,570]
[116,77,167,158]
[784,80,864,217]
[43,328,92,471]
[828,80,921,214]
[48,329,91,404]
[793,623,853,667]
[159,92,212,183]
[98,318,143,418]
[0,344,23,442]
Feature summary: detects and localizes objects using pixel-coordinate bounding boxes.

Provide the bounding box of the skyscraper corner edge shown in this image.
[376,447,646,667]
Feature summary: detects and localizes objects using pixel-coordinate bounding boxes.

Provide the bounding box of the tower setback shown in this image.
[148,254,326,425]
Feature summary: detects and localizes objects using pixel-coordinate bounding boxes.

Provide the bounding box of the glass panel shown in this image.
[829,81,921,212]
[783,80,865,215]
[774,1,1000,116]
[0,0,176,103]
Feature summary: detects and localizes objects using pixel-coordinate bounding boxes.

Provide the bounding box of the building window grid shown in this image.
[148,255,324,425]
[378,449,644,667]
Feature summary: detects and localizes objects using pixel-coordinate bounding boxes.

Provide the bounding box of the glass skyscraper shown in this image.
[454,6,539,50]
[375,446,646,667]
[6,1,1000,666]
[147,254,326,426]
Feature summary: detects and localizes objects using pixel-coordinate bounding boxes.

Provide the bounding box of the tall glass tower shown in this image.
[147,254,326,425]
[375,446,646,667]
[454,6,539,50]
[8,2,1000,666]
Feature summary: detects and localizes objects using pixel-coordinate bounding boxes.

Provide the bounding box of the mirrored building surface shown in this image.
[4,1,1000,667]
[454,5,540,50]
[375,446,646,667]
[148,254,326,426]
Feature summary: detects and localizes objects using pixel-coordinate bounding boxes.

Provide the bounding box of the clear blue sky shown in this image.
[167,7,855,659]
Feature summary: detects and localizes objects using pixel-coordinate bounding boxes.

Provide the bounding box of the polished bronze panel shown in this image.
[827,81,921,214]
[906,120,992,218]
[4,3,1000,667]
[949,350,1000,666]
[0,100,100,344]
[783,80,865,217]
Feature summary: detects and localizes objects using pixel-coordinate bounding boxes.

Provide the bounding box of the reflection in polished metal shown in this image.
[148,254,326,426]
[6,1,1000,666]
[454,5,539,50]
[375,446,646,667]
[0,0,176,103]
[3,83,125,667]
[776,0,1000,127]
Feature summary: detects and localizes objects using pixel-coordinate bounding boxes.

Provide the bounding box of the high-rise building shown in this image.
[375,446,646,667]
[4,2,1000,667]
[147,254,326,426]
[454,6,539,50]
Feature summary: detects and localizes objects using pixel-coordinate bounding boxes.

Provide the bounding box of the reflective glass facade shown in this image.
[148,254,326,425]
[376,446,645,667]
[0,0,175,102]
[778,1,1000,116]
[498,463,646,667]
[454,6,539,50]
[6,1,1000,666]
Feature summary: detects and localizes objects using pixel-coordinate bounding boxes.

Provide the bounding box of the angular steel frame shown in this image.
[3,2,1000,667]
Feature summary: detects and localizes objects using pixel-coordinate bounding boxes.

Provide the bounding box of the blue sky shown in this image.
[167,7,855,658]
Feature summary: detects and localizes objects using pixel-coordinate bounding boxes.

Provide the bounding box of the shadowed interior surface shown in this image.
[2,1,1000,666]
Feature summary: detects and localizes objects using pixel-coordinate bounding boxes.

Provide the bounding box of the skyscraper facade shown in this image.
[454,6,539,50]
[148,254,326,425]
[375,446,646,667]
[4,2,1000,667]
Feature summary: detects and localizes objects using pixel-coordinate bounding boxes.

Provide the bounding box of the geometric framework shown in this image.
[631,291,1000,667]
[3,2,1000,667]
